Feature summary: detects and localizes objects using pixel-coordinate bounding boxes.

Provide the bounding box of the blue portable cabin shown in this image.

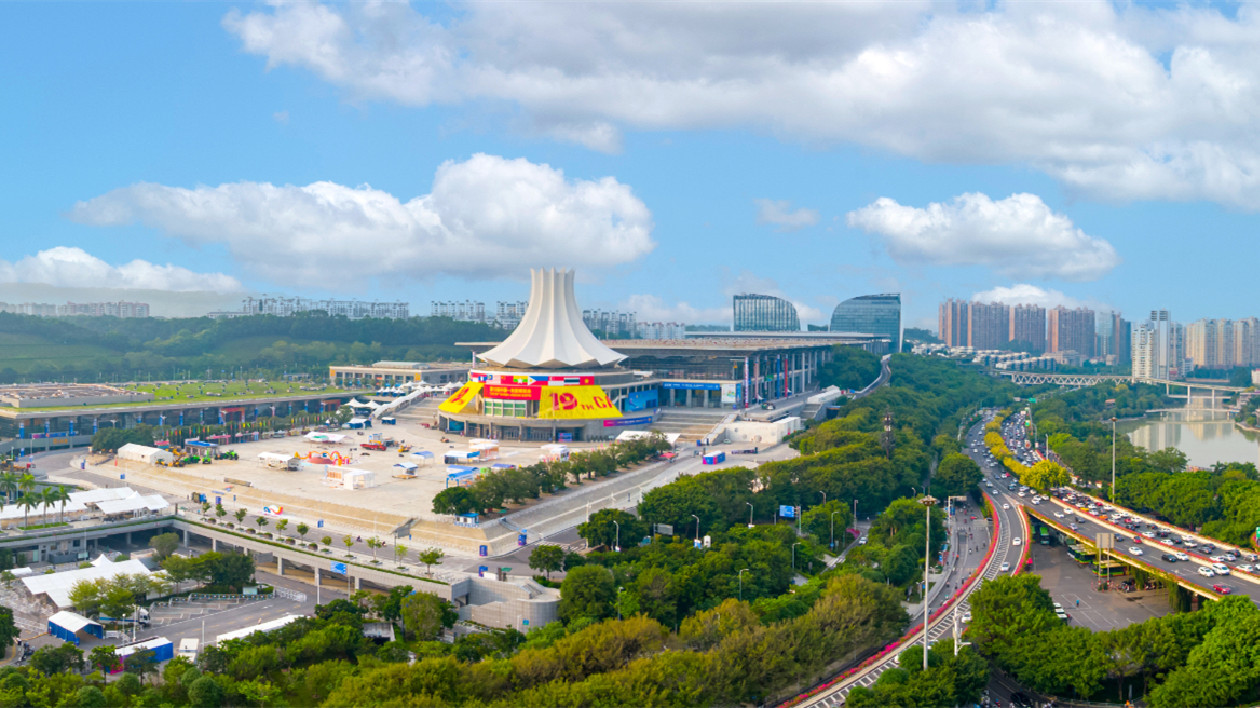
[113,637,174,671]
[47,611,103,645]
[446,465,480,488]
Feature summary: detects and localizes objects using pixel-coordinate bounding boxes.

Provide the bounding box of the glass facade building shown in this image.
[733,294,800,332]
[830,294,901,352]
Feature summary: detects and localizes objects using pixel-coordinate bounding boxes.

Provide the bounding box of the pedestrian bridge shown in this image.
[993,371,1246,395]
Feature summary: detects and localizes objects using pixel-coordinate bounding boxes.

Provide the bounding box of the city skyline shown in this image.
[7,4,1260,327]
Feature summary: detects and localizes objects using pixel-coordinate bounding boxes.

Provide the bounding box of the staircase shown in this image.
[650,409,730,444]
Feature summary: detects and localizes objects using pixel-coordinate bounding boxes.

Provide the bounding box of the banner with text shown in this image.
[538,385,623,420]
[482,384,542,400]
[438,382,483,413]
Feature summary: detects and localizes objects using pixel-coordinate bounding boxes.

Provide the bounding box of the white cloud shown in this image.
[0,247,241,293]
[621,294,728,325]
[225,1,1260,205]
[970,284,1084,310]
[273,110,289,124]
[846,192,1119,281]
[755,199,819,232]
[70,153,654,285]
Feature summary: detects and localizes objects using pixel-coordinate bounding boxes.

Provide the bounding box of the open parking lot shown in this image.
[1028,541,1173,631]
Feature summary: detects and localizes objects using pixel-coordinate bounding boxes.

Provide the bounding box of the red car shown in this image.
[1213,584,1232,595]
[1132,536,1142,544]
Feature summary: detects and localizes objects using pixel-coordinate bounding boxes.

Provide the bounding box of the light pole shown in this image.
[792,541,802,574]
[830,511,841,549]
[919,494,938,672]
[746,502,754,529]
[691,514,700,543]
[1111,417,1117,502]
[853,499,858,523]
[613,520,620,552]
[616,586,624,620]
[819,491,827,506]
[738,568,750,601]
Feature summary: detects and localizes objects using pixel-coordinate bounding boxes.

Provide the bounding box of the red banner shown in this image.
[482,384,542,400]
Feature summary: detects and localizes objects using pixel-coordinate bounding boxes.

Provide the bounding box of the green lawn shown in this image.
[0,379,373,411]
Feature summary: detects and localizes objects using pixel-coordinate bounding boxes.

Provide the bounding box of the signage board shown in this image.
[537,385,622,419]
[721,383,739,404]
[655,523,673,535]
[483,384,541,400]
[330,561,347,574]
[779,504,796,519]
[661,381,722,391]
[438,382,483,413]
[603,416,653,427]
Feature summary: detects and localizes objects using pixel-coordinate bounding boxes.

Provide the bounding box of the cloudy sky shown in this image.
[4,1,1259,325]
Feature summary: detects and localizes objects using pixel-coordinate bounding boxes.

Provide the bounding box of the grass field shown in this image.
[0,379,373,411]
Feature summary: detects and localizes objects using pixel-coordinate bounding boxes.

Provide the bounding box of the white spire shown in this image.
[479,269,626,369]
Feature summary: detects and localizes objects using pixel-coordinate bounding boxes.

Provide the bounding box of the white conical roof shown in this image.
[479,268,626,369]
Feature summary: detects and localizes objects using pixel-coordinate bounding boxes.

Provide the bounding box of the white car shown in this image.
[1212,563,1230,575]
[1013,538,1022,546]
[1238,564,1255,573]
[859,536,868,545]
[1198,566,1216,577]
[1210,555,1227,563]
[1003,503,1010,510]
[1128,547,1143,556]
[961,612,972,623]
[1053,512,1064,519]
[1000,562,1011,572]
[1174,553,1189,561]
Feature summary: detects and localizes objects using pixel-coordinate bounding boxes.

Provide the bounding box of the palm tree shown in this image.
[19,495,38,529]
[0,472,16,504]
[56,486,69,524]
[41,488,59,526]
[16,474,36,527]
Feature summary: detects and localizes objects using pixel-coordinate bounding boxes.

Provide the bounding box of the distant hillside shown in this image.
[0,313,503,383]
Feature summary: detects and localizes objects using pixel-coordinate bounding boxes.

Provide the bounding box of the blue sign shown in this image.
[330,561,347,574]
[317,519,324,528]
[478,566,488,577]
[517,532,528,547]
[479,545,488,557]
[627,390,659,411]
[662,381,722,391]
[779,504,796,519]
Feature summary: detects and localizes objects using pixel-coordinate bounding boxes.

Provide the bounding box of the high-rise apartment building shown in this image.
[1009,304,1047,353]
[967,301,1010,350]
[637,322,687,339]
[1048,306,1095,357]
[1235,318,1260,368]
[830,294,901,351]
[1133,309,1183,379]
[939,298,970,347]
[494,301,529,329]
[431,300,485,322]
[583,310,638,338]
[733,294,800,332]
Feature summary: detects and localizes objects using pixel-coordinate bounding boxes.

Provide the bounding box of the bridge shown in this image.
[993,370,1246,395]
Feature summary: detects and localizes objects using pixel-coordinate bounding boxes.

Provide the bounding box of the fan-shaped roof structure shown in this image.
[479,269,626,369]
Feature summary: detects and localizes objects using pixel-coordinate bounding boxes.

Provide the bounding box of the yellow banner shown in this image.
[538,385,623,420]
[439,382,483,413]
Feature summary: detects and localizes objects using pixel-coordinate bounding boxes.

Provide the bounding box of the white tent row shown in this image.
[216,614,304,644]
[615,431,681,446]
[68,488,136,505]
[0,499,89,526]
[304,432,347,444]
[96,493,169,516]
[22,555,153,608]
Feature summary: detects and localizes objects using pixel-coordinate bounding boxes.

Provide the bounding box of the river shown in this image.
[1117,409,1260,469]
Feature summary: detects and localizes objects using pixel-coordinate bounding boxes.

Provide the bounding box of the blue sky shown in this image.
[3,1,1260,327]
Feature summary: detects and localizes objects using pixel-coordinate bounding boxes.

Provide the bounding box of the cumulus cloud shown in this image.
[225,1,1260,206]
[846,192,1119,281]
[0,247,241,292]
[755,199,819,232]
[70,153,654,284]
[970,284,1085,310]
[621,294,728,325]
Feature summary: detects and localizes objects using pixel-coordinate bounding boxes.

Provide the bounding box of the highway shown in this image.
[988,410,1260,605]
[799,411,1025,707]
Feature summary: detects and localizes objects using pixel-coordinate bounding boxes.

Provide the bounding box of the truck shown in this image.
[360,442,387,451]
[178,638,199,663]
[98,608,150,626]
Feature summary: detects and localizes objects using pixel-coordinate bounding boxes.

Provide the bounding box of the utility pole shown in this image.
[746,502,754,529]
[830,511,841,549]
[738,568,750,601]
[920,494,938,671]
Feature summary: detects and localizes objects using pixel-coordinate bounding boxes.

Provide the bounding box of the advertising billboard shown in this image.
[482,384,542,400]
[721,383,738,405]
[661,381,721,391]
[537,385,623,420]
[438,382,483,413]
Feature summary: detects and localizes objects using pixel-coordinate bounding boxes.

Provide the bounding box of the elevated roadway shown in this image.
[993,370,1246,394]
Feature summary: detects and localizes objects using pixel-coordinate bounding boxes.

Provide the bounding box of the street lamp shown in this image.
[612,520,620,553]
[919,494,938,672]
[746,502,754,529]
[616,586,624,620]
[830,511,841,549]
[1111,417,1117,502]
[853,499,858,523]
[819,491,827,506]
[792,541,802,574]
[691,514,700,543]
[738,568,750,601]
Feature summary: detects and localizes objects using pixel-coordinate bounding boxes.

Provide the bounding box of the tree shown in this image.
[802,500,853,550]
[275,519,288,535]
[400,592,457,641]
[367,537,383,560]
[75,686,107,708]
[255,516,269,531]
[0,606,17,649]
[343,535,355,555]
[187,676,224,708]
[431,487,479,516]
[215,505,227,520]
[122,649,157,679]
[322,535,333,551]
[577,508,647,550]
[17,473,36,527]
[558,565,616,623]
[69,579,105,616]
[233,508,247,523]
[150,532,180,560]
[208,552,254,590]
[394,543,408,565]
[418,548,445,576]
[29,643,84,676]
[89,644,119,673]
[934,453,982,497]
[529,544,565,579]
[296,522,310,541]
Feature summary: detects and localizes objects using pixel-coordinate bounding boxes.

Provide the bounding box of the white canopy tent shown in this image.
[22,555,153,608]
